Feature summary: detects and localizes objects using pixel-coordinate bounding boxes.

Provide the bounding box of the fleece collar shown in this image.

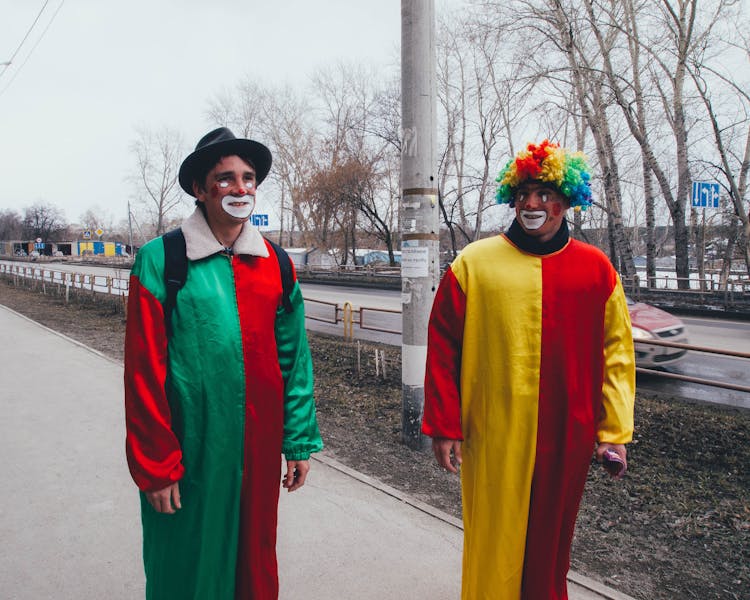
[181,208,269,261]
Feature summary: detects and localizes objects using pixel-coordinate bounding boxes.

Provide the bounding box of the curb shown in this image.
[0,303,123,367]
[314,453,636,600]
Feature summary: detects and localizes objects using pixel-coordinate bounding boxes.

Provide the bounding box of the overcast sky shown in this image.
[0,0,425,229]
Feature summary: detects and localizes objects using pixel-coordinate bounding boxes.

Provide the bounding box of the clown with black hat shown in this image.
[124,128,322,600]
[423,141,635,599]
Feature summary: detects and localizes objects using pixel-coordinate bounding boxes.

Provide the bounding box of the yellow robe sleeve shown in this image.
[598,278,635,443]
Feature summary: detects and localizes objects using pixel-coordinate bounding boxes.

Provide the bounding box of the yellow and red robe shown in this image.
[423,221,634,600]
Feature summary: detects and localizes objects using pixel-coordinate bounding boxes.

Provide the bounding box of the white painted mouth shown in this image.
[222,195,255,219]
[519,210,547,230]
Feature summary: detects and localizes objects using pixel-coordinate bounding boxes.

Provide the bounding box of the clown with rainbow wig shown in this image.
[423,141,635,599]
[495,139,593,209]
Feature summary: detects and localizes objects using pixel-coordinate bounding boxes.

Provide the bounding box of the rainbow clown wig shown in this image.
[495,140,593,210]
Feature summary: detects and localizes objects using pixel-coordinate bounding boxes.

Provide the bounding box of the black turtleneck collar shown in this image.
[504,218,570,256]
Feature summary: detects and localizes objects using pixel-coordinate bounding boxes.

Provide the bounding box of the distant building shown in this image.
[283,248,310,268]
[305,248,337,269]
[353,249,401,266]
[77,241,127,257]
[0,239,127,257]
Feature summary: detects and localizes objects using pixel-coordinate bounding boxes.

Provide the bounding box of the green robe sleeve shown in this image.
[276,281,323,460]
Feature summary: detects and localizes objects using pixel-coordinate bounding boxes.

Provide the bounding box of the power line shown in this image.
[0,0,52,80]
[0,0,66,99]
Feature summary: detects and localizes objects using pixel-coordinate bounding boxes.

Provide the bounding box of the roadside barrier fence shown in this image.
[2,261,748,395]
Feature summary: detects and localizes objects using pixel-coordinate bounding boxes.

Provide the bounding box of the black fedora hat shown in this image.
[178,127,273,196]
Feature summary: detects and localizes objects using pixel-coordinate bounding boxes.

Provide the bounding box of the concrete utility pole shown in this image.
[127,200,134,254]
[400,0,439,450]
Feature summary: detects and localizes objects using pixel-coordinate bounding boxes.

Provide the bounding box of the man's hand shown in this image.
[596,443,627,477]
[432,438,462,474]
[283,459,310,492]
[145,482,181,514]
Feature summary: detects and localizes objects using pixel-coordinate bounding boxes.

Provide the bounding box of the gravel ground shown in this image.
[1,276,748,600]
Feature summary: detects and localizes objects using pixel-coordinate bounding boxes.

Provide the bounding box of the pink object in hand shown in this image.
[602,449,626,479]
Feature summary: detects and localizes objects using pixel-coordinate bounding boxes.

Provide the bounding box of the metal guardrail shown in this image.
[311,289,749,395]
[304,297,339,325]
[622,274,750,313]
[0,262,129,297]
[3,261,748,394]
[327,301,750,395]
[636,367,750,393]
[634,337,750,360]
[359,306,402,335]
[635,339,750,393]
[624,272,750,293]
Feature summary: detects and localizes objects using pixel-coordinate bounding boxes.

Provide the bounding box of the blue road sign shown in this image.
[251,214,269,227]
[691,181,720,208]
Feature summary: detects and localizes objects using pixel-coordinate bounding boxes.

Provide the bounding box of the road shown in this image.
[301,283,750,411]
[0,259,130,278]
[680,315,749,354]
[2,260,748,409]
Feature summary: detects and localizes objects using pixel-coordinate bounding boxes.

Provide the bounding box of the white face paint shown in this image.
[519,210,547,230]
[221,195,255,219]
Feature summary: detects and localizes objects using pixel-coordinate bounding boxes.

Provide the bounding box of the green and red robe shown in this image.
[423,220,634,600]
[124,209,322,600]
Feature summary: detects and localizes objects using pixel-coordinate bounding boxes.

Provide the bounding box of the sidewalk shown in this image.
[0,305,633,599]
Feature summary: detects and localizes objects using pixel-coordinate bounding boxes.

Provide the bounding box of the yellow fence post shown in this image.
[342,301,354,341]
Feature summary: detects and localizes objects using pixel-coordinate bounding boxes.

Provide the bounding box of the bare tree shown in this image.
[309,158,400,265]
[694,119,750,284]
[622,0,660,287]
[573,0,637,277]
[21,201,68,241]
[585,0,721,288]
[469,0,747,289]
[437,15,471,250]
[298,162,346,259]
[0,209,23,240]
[78,205,115,240]
[437,10,532,249]
[465,21,512,239]
[485,0,637,276]
[310,63,401,262]
[207,81,321,247]
[687,26,750,281]
[206,79,268,139]
[128,126,189,237]
[312,63,376,163]
[366,76,403,262]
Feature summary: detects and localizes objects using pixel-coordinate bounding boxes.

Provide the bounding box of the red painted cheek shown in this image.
[209,183,227,200]
[551,203,562,216]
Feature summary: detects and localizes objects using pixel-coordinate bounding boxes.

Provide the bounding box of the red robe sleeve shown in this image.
[422,267,466,440]
[124,274,185,491]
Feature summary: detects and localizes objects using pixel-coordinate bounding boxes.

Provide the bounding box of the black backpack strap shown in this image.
[161,228,188,338]
[266,238,294,313]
